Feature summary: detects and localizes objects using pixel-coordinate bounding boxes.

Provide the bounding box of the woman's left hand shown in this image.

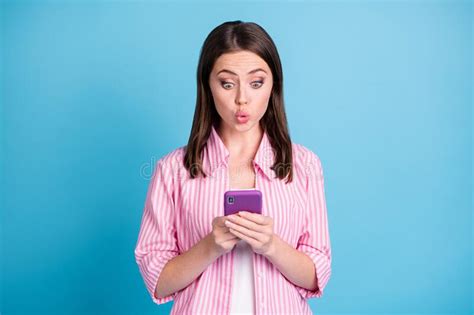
[224,211,275,256]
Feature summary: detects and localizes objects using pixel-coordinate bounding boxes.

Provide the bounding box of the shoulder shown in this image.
[152,145,187,184]
[291,142,322,165]
[146,146,189,197]
[291,142,323,179]
[156,145,186,168]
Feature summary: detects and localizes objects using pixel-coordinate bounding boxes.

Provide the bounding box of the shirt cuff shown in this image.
[137,251,180,304]
[295,245,332,299]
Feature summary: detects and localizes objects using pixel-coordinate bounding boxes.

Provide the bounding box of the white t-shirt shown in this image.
[229,239,255,314]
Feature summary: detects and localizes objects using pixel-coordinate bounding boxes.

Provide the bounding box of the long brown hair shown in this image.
[183,20,293,184]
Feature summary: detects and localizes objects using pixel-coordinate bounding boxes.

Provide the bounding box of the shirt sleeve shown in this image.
[295,150,332,299]
[134,158,181,305]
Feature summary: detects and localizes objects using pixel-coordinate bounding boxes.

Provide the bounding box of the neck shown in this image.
[216,122,263,157]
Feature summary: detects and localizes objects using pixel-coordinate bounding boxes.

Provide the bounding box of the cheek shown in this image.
[211,93,236,123]
[210,84,231,111]
[255,86,272,116]
[213,92,233,115]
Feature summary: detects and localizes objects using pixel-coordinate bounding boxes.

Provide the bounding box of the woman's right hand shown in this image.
[207,215,240,257]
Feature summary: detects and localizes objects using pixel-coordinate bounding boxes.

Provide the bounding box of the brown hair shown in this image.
[183,20,293,183]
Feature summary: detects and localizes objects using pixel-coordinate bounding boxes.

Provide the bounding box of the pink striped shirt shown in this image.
[134,125,332,314]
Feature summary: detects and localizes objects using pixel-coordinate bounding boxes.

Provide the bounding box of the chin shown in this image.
[235,122,256,130]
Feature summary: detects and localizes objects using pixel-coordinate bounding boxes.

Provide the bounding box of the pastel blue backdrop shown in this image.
[1,1,472,314]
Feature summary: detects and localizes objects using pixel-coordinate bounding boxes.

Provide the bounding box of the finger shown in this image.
[238,211,268,225]
[215,217,229,228]
[222,238,240,249]
[228,227,259,248]
[221,231,239,242]
[225,220,264,243]
[226,215,265,232]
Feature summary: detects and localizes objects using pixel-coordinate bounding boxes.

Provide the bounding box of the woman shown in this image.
[134,20,332,314]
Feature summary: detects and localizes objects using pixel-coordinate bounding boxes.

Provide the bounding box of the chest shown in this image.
[178,158,306,250]
[227,158,256,190]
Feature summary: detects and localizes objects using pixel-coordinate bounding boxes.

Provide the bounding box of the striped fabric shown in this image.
[134,125,332,314]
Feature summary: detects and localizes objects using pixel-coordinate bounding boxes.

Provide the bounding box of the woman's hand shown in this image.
[207,216,241,257]
[224,211,275,256]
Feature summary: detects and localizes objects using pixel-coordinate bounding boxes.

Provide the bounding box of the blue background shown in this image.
[1,0,472,314]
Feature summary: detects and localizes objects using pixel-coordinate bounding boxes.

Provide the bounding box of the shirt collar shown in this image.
[205,124,276,182]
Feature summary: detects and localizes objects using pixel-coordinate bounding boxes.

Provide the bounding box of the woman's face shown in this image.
[209,50,273,132]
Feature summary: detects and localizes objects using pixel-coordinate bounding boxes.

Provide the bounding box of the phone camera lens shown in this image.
[228,196,234,204]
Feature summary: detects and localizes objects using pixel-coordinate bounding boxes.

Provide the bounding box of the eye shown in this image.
[251,80,264,89]
[220,81,234,89]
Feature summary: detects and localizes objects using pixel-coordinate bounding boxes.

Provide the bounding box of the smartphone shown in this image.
[224,189,262,216]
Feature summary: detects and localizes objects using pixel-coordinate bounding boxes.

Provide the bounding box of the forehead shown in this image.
[213,51,270,74]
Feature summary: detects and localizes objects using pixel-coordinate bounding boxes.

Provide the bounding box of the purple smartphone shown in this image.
[224,189,262,216]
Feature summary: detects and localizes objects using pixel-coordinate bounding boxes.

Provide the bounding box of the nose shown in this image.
[236,85,248,105]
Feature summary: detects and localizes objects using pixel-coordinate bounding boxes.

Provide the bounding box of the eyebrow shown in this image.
[216,68,267,76]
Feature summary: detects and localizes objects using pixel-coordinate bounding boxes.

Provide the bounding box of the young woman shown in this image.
[134,20,332,314]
